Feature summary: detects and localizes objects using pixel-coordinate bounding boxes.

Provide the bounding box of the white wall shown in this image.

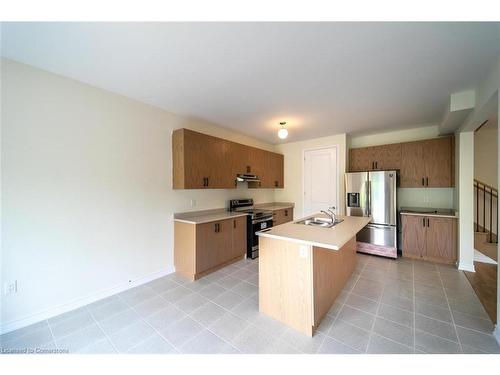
[474,120,498,189]
[0,59,276,333]
[274,133,347,218]
[457,131,476,272]
[348,124,440,148]
[349,125,456,210]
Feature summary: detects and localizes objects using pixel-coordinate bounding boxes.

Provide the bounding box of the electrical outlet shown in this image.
[4,280,18,295]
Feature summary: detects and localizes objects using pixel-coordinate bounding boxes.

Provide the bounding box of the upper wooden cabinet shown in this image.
[401,136,454,188]
[349,144,401,172]
[373,143,402,170]
[349,147,374,172]
[349,136,454,188]
[173,128,284,189]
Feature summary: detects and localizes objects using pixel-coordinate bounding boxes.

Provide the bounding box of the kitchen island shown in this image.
[257,214,370,336]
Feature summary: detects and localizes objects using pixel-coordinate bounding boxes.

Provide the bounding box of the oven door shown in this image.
[249,217,273,259]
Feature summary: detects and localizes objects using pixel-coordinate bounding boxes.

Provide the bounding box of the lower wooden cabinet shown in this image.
[174,216,247,280]
[402,214,457,264]
[272,208,294,226]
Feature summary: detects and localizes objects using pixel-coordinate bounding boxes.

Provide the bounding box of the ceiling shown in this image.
[1,22,499,144]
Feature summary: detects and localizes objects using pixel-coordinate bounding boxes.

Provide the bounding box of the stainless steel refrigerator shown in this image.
[345,171,398,258]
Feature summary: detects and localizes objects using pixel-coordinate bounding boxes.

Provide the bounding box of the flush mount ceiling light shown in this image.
[278,121,288,139]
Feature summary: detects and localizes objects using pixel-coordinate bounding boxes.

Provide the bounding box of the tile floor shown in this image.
[1,254,500,354]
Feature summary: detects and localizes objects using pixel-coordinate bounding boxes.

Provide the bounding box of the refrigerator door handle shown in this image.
[367,180,372,217]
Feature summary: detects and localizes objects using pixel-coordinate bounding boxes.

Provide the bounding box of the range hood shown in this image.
[236,174,260,182]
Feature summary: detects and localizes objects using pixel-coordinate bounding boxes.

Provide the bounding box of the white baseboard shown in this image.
[0,266,175,335]
[458,261,475,272]
[494,325,500,346]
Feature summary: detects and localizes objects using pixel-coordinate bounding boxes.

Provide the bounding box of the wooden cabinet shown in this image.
[231,216,247,259]
[350,136,454,188]
[174,216,248,280]
[401,141,425,187]
[270,153,284,188]
[401,136,454,187]
[273,207,294,226]
[349,144,401,171]
[373,143,401,170]
[426,217,456,263]
[424,137,453,187]
[402,214,457,264]
[349,147,374,171]
[197,220,232,272]
[173,129,234,189]
[402,215,426,259]
[173,128,284,189]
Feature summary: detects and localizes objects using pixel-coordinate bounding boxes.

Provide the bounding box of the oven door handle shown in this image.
[252,218,273,224]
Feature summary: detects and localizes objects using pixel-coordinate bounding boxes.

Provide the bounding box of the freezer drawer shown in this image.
[356,224,397,248]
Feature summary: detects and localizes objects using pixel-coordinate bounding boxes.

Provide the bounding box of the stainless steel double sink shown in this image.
[294,216,344,228]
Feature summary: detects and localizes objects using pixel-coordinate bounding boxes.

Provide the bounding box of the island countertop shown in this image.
[257,214,370,251]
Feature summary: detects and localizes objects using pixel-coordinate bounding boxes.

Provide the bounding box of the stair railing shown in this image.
[474,179,498,243]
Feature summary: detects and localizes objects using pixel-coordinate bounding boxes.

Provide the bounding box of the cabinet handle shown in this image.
[426,177,428,186]
[422,177,425,186]
[375,161,378,169]
[422,218,425,227]
[427,218,429,227]
[214,223,218,232]
[285,210,288,217]
[206,177,209,187]
[233,220,236,229]
[275,181,278,187]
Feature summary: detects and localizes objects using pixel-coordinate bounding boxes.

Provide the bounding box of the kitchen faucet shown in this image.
[327,206,337,223]
[320,209,335,224]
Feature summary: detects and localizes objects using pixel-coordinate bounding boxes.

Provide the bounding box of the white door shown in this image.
[303,147,338,217]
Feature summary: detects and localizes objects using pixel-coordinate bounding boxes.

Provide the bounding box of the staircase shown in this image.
[475,231,498,263]
[474,179,498,263]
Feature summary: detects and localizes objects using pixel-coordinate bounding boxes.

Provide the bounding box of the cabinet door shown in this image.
[373,143,401,170]
[232,216,247,258]
[273,208,293,226]
[424,137,453,187]
[402,215,426,259]
[183,130,233,189]
[270,152,284,188]
[230,142,250,179]
[426,217,456,263]
[400,141,426,187]
[196,222,218,272]
[349,147,375,171]
[247,147,267,188]
[217,219,234,264]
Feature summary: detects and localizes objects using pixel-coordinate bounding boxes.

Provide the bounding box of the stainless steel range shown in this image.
[229,199,273,259]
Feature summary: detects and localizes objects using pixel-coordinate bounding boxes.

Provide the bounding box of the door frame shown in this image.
[302,145,340,217]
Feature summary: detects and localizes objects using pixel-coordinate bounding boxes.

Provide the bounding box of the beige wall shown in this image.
[474,120,498,188]
[349,125,456,209]
[0,59,276,332]
[274,133,347,218]
[348,124,440,148]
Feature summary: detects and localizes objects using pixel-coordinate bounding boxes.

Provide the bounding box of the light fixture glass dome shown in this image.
[278,128,288,139]
[278,122,288,139]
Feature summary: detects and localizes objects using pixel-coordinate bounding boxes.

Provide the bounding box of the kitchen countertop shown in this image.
[255,202,295,211]
[174,202,295,224]
[174,209,248,224]
[257,214,370,251]
[400,206,458,219]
